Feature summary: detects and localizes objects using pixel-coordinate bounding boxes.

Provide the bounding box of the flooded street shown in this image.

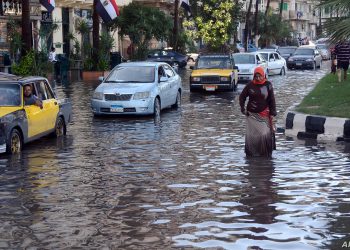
[1,62,350,249]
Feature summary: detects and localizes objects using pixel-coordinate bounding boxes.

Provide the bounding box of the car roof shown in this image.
[0,73,48,85]
[198,53,230,58]
[118,61,166,67]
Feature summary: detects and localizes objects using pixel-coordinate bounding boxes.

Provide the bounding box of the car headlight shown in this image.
[306,59,313,62]
[92,92,104,100]
[133,92,150,100]
[220,76,230,81]
[191,77,200,82]
[288,58,294,61]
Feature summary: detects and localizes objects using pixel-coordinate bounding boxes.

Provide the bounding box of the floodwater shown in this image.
[1,62,350,249]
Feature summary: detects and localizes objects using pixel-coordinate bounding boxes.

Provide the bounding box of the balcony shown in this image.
[55,0,93,8]
[0,0,22,16]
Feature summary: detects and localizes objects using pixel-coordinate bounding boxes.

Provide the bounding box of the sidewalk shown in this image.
[283,104,350,142]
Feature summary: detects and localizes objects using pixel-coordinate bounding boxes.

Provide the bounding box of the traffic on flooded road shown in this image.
[0,61,349,249]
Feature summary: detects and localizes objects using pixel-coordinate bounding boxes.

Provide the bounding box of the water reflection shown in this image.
[240,158,277,225]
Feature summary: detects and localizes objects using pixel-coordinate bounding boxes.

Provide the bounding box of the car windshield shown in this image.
[105,66,155,83]
[0,84,21,106]
[294,49,314,55]
[278,48,296,54]
[232,54,255,64]
[196,57,232,69]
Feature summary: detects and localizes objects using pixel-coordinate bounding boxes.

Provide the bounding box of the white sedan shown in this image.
[232,52,268,84]
[258,50,287,75]
[91,62,182,117]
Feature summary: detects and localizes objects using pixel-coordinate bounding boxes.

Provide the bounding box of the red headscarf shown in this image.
[252,66,266,85]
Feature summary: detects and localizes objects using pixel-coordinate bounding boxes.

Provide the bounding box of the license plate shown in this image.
[205,85,216,91]
[110,105,123,112]
[296,62,302,66]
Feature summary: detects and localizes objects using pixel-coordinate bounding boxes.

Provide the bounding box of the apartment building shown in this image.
[239,0,318,42]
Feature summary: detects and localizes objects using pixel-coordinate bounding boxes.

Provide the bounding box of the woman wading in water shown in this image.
[239,66,277,158]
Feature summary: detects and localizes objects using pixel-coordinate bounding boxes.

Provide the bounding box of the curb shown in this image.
[283,106,350,142]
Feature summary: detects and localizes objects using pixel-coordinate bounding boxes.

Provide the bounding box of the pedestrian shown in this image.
[49,47,57,62]
[334,40,350,82]
[239,66,277,158]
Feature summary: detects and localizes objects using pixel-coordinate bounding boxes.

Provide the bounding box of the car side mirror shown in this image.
[159,76,168,82]
[190,66,194,70]
[269,58,274,62]
[98,76,104,82]
[257,60,260,64]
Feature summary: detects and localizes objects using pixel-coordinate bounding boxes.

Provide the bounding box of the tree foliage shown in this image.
[183,0,234,51]
[258,12,292,46]
[318,0,350,42]
[112,3,172,59]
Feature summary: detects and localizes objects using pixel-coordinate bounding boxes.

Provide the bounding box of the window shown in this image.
[163,65,175,77]
[280,2,288,11]
[158,66,167,80]
[269,54,274,60]
[44,80,55,99]
[273,53,280,60]
[35,81,48,100]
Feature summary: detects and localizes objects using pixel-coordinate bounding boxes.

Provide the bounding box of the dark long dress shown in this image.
[239,81,276,157]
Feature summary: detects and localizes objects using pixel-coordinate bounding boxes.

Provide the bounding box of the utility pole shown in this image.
[173,0,179,51]
[21,0,31,56]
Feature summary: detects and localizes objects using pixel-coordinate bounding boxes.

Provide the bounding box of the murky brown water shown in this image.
[1,62,350,249]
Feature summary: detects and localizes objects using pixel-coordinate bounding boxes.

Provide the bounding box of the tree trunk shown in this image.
[279,0,284,20]
[173,0,179,51]
[93,0,100,69]
[21,0,31,56]
[244,0,253,51]
[253,0,259,47]
[264,0,271,47]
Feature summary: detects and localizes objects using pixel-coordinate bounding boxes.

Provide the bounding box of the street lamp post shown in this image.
[22,0,31,56]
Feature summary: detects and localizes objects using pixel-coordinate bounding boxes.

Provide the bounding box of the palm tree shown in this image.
[76,19,91,66]
[318,0,350,42]
[21,0,31,56]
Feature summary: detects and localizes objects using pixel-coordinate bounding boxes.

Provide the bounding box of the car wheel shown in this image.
[54,116,66,137]
[280,67,286,75]
[172,91,181,109]
[6,128,22,154]
[154,98,161,118]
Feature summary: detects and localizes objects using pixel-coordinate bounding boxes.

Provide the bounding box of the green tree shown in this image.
[183,0,234,51]
[112,3,172,60]
[258,12,292,46]
[318,0,350,42]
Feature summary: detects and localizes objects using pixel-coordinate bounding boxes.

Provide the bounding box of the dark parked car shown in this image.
[287,47,322,70]
[146,50,187,68]
[277,46,298,61]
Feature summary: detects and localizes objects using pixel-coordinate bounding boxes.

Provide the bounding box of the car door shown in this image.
[163,64,178,103]
[157,66,171,108]
[273,53,284,73]
[34,80,59,132]
[23,83,46,138]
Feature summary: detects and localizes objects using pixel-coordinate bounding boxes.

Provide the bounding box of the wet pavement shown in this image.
[1,62,350,249]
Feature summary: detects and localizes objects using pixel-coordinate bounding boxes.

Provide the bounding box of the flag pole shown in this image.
[173,0,179,51]
[93,0,100,69]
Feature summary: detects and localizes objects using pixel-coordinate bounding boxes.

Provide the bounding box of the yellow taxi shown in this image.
[189,54,239,92]
[0,73,72,154]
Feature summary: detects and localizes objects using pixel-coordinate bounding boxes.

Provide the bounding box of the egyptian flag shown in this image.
[180,0,192,16]
[40,0,55,12]
[96,0,120,23]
